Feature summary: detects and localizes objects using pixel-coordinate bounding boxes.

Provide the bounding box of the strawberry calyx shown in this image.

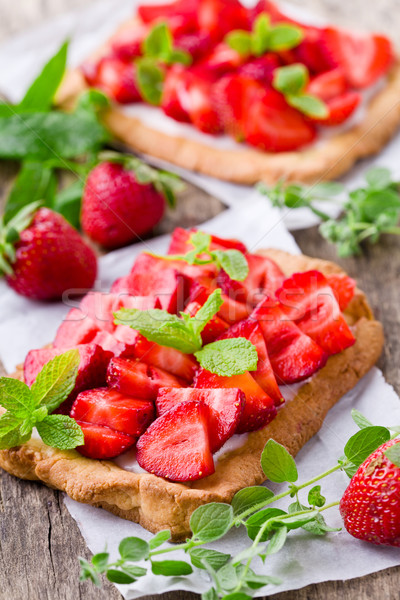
[0,200,42,276]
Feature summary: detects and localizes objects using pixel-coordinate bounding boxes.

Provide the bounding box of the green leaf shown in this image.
[268,24,303,51]
[19,40,69,111]
[189,548,230,571]
[384,442,400,467]
[221,594,252,600]
[52,179,84,229]
[121,565,147,578]
[213,249,249,282]
[143,22,172,60]
[244,569,281,589]
[0,412,22,436]
[261,439,298,482]
[225,30,252,56]
[36,414,84,449]
[310,182,345,198]
[365,166,392,190]
[270,510,318,531]
[151,560,193,576]
[231,486,274,520]
[308,485,326,508]
[118,537,149,562]
[273,64,308,95]
[5,161,56,223]
[195,338,258,377]
[136,58,164,105]
[79,557,101,586]
[215,562,238,591]
[287,93,328,118]
[191,230,212,253]
[202,589,219,600]
[190,289,223,336]
[0,378,33,416]
[266,525,287,555]
[91,552,110,573]
[252,13,271,55]
[360,190,400,221]
[148,529,171,550]
[351,409,374,430]
[106,569,136,584]
[168,48,192,65]
[245,508,286,542]
[338,455,359,478]
[190,503,233,542]
[31,349,80,413]
[344,426,391,467]
[0,426,31,450]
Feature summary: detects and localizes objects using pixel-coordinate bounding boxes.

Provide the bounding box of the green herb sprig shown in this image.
[258,166,400,257]
[0,350,84,450]
[80,409,400,596]
[272,64,328,119]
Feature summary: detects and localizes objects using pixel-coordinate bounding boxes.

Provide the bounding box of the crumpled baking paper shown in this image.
[0,200,399,599]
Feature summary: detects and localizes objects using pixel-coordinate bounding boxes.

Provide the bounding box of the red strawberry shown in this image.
[220,320,283,405]
[326,273,356,311]
[111,22,148,61]
[194,368,276,433]
[218,253,285,307]
[276,270,356,355]
[54,308,100,348]
[81,161,165,249]
[238,54,281,84]
[2,207,97,301]
[204,43,247,76]
[107,357,183,400]
[156,387,244,451]
[24,343,112,413]
[320,91,361,126]
[340,439,400,547]
[134,335,198,382]
[190,283,251,324]
[136,401,215,481]
[91,331,128,357]
[244,88,317,152]
[71,388,154,437]
[197,0,250,42]
[185,68,223,134]
[167,227,247,255]
[320,28,393,89]
[80,292,120,333]
[89,56,141,104]
[184,300,229,344]
[307,68,348,101]
[250,298,328,384]
[161,65,192,123]
[175,31,213,61]
[76,421,136,459]
[138,0,198,36]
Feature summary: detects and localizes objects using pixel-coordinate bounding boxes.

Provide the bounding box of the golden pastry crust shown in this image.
[56,18,400,185]
[0,250,384,540]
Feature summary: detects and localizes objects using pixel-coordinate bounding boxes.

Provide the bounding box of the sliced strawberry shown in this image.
[53,308,100,348]
[194,368,276,434]
[175,31,213,61]
[294,27,334,74]
[219,319,283,405]
[322,91,361,126]
[76,421,136,459]
[276,270,356,355]
[24,343,112,413]
[185,68,223,134]
[238,54,281,84]
[161,64,192,123]
[326,273,356,311]
[190,282,251,324]
[167,227,247,255]
[321,27,393,88]
[307,68,348,101]
[91,56,141,104]
[218,253,285,307]
[197,0,250,41]
[204,43,247,75]
[184,300,229,344]
[134,335,198,382]
[156,387,244,451]
[244,88,316,152]
[107,357,183,400]
[91,331,128,357]
[138,0,198,35]
[111,22,148,60]
[71,388,154,437]
[80,292,121,333]
[136,401,215,481]
[251,298,328,384]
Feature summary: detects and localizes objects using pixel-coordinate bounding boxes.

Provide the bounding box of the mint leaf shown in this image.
[106,569,136,584]
[268,24,303,51]
[202,589,219,600]
[79,557,102,586]
[143,22,172,60]
[307,485,326,508]
[136,58,165,105]
[190,503,233,542]
[120,565,147,579]
[31,349,80,413]
[0,411,22,435]
[189,548,230,571]
[91,552,110,574]
[36,414,84,449]
[191,230,212,253]
[384,443,400,467]
[287,93,328,118]
[231,486,274,520]
[151,560,193,576]
[225,30,252,56]
[148,530,171,550]
[245,508,286,542]
[338,455,358,478]
[344,426,390,467]
[261,439,298,483]
[244,569,281,588]
[5,161,56,223]
[351,409,374,430]
[0,426,31,450]
[252,13,271,55]
[266,526,287,555]
[190,289,223,336]
[52,179,84,229]
[119,537,149,561]
[273,64,308,95]
[213,249,249,282]
[365,166,392,190]
[194,338,258,377]
[0,378,34,417]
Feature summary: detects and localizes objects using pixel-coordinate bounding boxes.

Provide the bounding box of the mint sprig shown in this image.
[272,64,328,119]
[226,13,304,57]
[0,349,84,450]
[194,338,258,377]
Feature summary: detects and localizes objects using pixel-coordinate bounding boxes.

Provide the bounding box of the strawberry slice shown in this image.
[71,388,154,437]
[76,421,136,459]
[326,273,356,311]
[136,401,215,481]
[251,298,328,384]
[190,283,251,324]
[167,227,247,255]
[53,308,100,348]
[218,253,285,307]
[197,0,250,42]
[204,43,247,75]
[194,368,276,433]
[307,68,348,101]
[107,357,183,400]
[156,387,244,451]
[175,31,213,61]
[80,292,121,333]
[219,320,283,406]
[238,54,281,84]
[111,22,148,60]
[184,300,229,344]
[244,88,317,152]
[161,65,192,123]
[89,56,141,104]
[276,270,356,355]
[134,335,198,382]
[91,331,128,357]
[321,91,361,126]
[321,27,393,88]
[138,0,198,36]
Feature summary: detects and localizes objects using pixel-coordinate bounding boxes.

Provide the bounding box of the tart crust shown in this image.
[56,18,400,185]
[0,250,384,540]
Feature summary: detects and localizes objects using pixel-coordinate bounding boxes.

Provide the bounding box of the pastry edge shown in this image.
[0,250,384,541]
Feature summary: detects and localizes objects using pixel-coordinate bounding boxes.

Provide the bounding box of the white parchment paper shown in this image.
[0,200,399,597]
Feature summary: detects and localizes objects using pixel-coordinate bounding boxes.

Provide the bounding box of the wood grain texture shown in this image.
[0,1,399,599]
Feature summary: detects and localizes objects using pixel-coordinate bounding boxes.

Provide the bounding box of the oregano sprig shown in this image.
[0,350,84,450]
[272,64,328,119]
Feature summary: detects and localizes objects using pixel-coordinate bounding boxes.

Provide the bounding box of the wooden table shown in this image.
[0,1,399,599]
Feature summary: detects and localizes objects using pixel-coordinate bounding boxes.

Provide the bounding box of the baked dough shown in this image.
[0,250,384,540]
[56,18,400,185]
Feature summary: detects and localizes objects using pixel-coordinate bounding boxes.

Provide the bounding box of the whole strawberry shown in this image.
[81,154,181,249]
[1,203,97,301]
[340,439,400,547]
